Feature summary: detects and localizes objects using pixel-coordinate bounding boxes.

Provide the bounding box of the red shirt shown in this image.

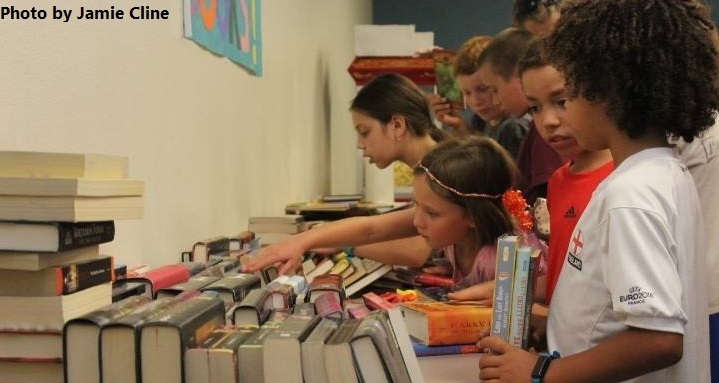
[545,160,614,303]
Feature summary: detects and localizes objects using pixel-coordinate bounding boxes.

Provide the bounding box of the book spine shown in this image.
[56,221,115,251]
[314,292,344,320]
[490,236,517,342]
[412,342,481,357]
[57,256,114,295]
[508,247,532,348]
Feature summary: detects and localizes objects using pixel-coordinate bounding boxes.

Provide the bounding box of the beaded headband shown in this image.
[417,163,534,232]
[416,163,501,199]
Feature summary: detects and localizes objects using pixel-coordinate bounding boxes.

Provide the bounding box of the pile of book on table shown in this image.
[59,252,428,383]
[0,151,144,383]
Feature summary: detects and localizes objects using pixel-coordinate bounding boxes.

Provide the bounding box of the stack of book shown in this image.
[489,234,542,349]
[247,215,323,245]
[0,150,144,383]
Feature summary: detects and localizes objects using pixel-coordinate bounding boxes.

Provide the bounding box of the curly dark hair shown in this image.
[545,0,719,142]
[351,73,448,143]
[415,136,518,247]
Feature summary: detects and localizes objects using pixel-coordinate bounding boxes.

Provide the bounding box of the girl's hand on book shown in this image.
[447,280,494,304]
[242,241,304,275]
[478,336,537,383]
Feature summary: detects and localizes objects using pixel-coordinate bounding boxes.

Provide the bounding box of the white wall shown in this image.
[0,0,371,267]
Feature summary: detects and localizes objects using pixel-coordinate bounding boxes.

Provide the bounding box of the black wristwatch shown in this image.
[531,351,560,383]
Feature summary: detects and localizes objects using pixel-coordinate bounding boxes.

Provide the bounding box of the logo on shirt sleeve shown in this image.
[619,286,655,305]
[567,230,583,271]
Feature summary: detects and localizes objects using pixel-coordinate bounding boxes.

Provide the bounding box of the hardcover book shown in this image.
[232,288,273,326]
[362,291,396,311]
[400,301,492,346]
[99,297,190,383]
[155,275,221,299]
[62,295,151,383]
[386,306,426,383]
[236,317,287,383]
[139,296,226,383]
[0,329,62,359]
[247,214,304,224]
[227,230,255,251]
[0,176,144,197]
[265,278,296,310]
[124,263,192,298]
[0,220,114,252]
[351,310,413,383]
[306,272,345,303]
[263,314,321,383]
[508,245,541,349]
[304,257,335,283]
[490,234,519,342]
[411,338,482,357]
[323,318,363,383]
[0,358,63,383]
[184,325,258,383]
[0,256,113,296]
[0,282,112,332]
[301,317,339,383]
[0,245,101,272]
[191,236,230,262]
[345,260,393,298]
[314,291,345,320]
[0,195,144,222]
[200,272,261,308]
[111,280,148,302]
[0,151,129,179]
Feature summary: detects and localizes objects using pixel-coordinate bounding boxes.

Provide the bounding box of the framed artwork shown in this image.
[184,0,263,76]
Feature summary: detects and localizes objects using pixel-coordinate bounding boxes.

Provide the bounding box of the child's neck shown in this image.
[570,149,613,174]
[402,135,437,168]
[453,240,482,275]
[610,129,669,166]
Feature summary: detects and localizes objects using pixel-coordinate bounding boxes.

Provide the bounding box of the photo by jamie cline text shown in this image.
[1,5,171,22]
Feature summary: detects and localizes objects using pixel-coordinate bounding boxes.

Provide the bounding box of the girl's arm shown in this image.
[479,327,682,383]
[354,236,432,267]
[243,208,418,275]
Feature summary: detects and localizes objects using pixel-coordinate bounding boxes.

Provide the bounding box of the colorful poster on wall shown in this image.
[183,0,262,76]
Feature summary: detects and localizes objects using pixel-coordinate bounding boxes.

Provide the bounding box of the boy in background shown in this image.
[477,27,564,204]
[479,1,717,382]
[429,36,528,158]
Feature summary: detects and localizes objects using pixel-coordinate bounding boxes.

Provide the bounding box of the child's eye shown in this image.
[528,105,540,115]
[557,99,567,109]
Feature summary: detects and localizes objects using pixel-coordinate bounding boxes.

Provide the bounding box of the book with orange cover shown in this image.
[399,301,492,346]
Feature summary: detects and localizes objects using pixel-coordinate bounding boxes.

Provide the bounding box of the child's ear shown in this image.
[390,114,408,139]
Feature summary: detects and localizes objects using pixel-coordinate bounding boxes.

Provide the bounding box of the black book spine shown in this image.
[57,221,115,251]
[61,256,114,294]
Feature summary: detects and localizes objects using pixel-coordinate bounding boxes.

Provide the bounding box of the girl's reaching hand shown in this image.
[242,240,306,275]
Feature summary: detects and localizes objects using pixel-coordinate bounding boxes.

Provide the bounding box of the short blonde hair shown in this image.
[453,36,493,76]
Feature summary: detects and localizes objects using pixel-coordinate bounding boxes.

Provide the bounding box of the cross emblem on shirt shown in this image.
[570,230,584,256]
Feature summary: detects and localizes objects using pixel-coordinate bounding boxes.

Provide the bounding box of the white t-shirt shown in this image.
[674,120,719,314]
[548,148,709,383]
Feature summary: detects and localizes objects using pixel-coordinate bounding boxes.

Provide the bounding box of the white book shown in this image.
[0,151,129,179]
[0,177,143,197]
[0,195,143,222]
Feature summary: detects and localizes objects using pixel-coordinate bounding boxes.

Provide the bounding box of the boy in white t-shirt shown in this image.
[478,1,718,382]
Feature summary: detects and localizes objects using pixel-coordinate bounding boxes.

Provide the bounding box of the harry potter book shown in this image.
[400,301,492,346]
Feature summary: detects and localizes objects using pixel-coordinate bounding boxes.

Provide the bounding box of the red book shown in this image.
[362,291,396,311]
[125,264,191,298]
